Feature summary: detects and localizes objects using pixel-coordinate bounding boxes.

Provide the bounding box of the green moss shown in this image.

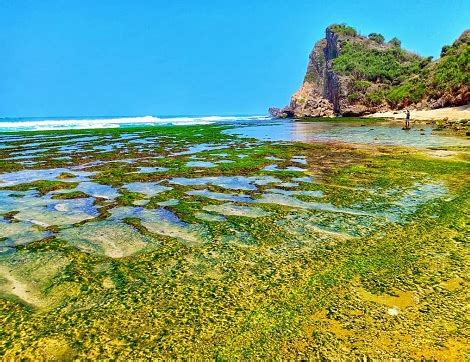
[3,180,78,195]
[116,191,144,206]
[51,191,89,200]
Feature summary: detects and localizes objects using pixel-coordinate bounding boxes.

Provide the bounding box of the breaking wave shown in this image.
[0,115,271,132]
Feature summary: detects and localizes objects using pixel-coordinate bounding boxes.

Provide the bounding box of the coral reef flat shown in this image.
[0,119,469,359]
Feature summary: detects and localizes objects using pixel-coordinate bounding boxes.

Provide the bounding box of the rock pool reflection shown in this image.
[224,120,470,148]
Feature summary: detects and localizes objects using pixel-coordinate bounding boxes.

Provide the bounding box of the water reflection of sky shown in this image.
[224,120,470,148]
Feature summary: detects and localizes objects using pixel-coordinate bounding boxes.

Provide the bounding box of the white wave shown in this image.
[0,115,271,132]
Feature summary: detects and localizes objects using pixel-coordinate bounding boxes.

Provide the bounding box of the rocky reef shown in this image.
[271,24,470,118]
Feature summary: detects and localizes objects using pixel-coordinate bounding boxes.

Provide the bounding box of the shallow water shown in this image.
[291,156,308,165]
[136,166,170,173]
[195,211,227,222]
[123,182,172,198]
[265,188,323,197]
[75,182,120,200]
[256,192,371,216]
[263,164,307,172]
[224,120,470,148]
[170,175,283,190]
[292,176,314,183]
[93,143,125,152]
[203,203,272,218]
[0,121,457,256]
[0,168,94,187]
[378,182,448,222]
[174,143,231,156]
[59,221,155,258]
[0,219,51,247]
[187,189,254,203]
[15,198,99,227]
[157,199,180,206]
[1,117,467,358]
[109,206,207,243]
[186,161,217,168]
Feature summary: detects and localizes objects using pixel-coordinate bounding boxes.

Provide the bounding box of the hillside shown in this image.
[270,25,470,118]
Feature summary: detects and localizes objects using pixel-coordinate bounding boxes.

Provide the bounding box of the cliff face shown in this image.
[323,29,341,113]
[270,25,470,118]
[281,29,340,118]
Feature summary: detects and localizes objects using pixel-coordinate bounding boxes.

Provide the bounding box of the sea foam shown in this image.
[0,115,270,132]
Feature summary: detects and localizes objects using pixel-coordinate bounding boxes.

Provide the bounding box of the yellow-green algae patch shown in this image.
[0,122,469,359]
[0,250,77,308]
[203,203,272,218]
[59,221,157,258]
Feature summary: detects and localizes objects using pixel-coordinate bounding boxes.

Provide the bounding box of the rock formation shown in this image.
[270,25,470,118]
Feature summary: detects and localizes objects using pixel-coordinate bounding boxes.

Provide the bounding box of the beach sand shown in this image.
[367,105,470,121]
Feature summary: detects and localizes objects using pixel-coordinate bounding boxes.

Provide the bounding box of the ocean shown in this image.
[0,115,270,132]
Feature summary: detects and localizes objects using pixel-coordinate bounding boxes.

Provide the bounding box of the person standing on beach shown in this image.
[405,110,411,129]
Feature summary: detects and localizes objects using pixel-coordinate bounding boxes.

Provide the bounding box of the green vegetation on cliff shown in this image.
[432,31,470,92]
[275,24,468,118]
[327,23,357,37]
[333,41,421,84]
[331,25,469,108]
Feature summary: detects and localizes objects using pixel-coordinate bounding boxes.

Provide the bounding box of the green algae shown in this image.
[203,203,272,218]
[3,180,78,195]
[0,122,469,359]
[59,221,157,258]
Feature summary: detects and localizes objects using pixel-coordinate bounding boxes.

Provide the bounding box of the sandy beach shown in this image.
[367,105,470,121]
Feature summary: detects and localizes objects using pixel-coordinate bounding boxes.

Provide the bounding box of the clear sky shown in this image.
[1,0,469,117]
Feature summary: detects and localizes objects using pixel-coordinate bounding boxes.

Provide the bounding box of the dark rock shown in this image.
[268,107,286,118]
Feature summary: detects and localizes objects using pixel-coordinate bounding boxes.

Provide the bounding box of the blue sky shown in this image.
[1,0,469,117]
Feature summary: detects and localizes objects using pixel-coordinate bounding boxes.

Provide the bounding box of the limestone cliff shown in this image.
[270,25,470,118]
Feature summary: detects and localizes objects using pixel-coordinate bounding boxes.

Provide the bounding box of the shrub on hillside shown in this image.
[365,90,385,105]
[368,33,385,44]
[385,81,426,106]
[351,80,371,92]
[441,45,451,57]
[333,42,422,83]
[348,92,362,103]
[419,56,434,69]
[433,43,470,91]
[389,37,401,48]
